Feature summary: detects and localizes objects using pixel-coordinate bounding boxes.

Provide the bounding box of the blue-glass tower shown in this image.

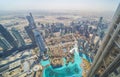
[0,36,12,51]
[11,27,26,47]
[26,13,36,29]
[33,29,46,56]
[0,24,18,48]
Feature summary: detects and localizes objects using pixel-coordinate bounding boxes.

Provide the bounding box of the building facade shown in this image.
[0,36,12,51]
[0,24,18,48]
[26,13,36,29]
[87,4,120,77]
[11,27,26,47]
[33,29,46,56]
[24,26,36,46]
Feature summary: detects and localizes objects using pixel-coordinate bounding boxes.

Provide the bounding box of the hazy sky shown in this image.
[0,0,119,12]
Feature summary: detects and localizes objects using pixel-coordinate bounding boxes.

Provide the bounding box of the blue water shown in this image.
[40,59,50,66]
[79,52,92,63]
[40,50,92,77]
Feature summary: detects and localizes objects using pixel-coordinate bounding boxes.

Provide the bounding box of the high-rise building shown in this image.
[33,29,46,56]
[26,13,36,29]
[87,4,120,77]
[0,36,12,51]
[11,27,25,47]
[97,17,103,31]
[98,17,103,24]
[97,17,105,40]
[25,13,37,46]
[24,26,36,45]
[0,24,18,48]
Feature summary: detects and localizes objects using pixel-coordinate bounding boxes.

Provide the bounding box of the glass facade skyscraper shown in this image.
[0,24,18,48]
[0,36,12,51]
[11,27,25,47]
[24,25,36,45]
[33,29,46,56]
[26,13,36,29]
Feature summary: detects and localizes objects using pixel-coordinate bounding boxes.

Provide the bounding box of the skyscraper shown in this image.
[0,24,18,48]
[25,13,37,46]
[26,13,36,29]
[87,4,120,77]
[0,36,12,51]
[97,17,103,31]
[24,26,36,46]
[97,17,105,40]
[11,27,25,47]
[33,29,46,56]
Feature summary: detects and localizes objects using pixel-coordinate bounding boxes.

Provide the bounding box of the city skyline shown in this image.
[0,1,120,77]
